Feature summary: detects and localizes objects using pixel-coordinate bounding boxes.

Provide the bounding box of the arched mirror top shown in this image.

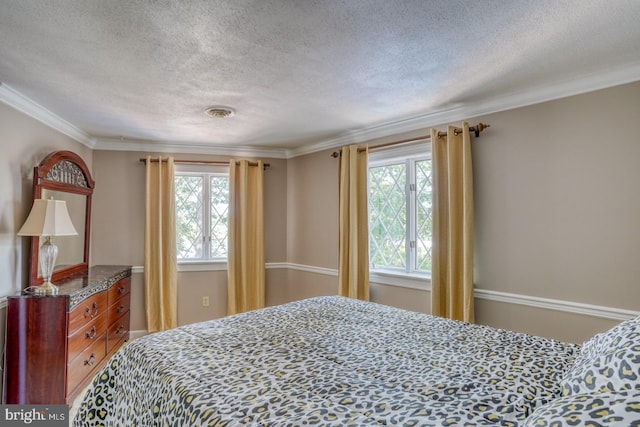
[29,150,94,286]
[35,151,95,193]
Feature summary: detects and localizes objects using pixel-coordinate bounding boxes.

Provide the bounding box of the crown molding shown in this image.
[3,60,640,159]
[0,82,95,148]
[455,60,640,124]
[92,137,289,159]
[285,105,465,158]
[287,61,640,158]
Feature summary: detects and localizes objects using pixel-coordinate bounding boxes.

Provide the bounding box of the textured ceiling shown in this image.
[0,0,639,155]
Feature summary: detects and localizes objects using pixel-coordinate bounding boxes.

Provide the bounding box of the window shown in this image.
[368,143,432,277]
[175,168,229,261]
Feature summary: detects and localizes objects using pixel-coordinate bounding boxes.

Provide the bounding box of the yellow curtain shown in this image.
[227,160,265,315]
[431,122,474,322]
[144,156,178,332]
[338,145,369,300]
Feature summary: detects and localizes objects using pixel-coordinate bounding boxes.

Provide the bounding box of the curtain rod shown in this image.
[139,158,270,169]
[330,122,490,158]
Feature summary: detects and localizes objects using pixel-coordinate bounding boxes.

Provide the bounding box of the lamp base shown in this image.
[38,236,59,295]
[34,281,59,295]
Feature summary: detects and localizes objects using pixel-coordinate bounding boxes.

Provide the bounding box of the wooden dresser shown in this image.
[3,265,132,405]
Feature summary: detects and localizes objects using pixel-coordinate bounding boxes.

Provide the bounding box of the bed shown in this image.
[73,296,640,426]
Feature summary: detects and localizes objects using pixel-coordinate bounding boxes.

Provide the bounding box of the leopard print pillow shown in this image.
[523,391,640,426]
[560,316,640,396]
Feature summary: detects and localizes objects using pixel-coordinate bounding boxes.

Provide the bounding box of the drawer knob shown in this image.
[116,326,126,336]
[84,353,96,367]
[118,286,125,294]
[85,302,99,319]
[85,326,97,339]
[117,305,126,314]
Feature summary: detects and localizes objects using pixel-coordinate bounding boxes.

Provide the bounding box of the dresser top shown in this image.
[11,265,131,310]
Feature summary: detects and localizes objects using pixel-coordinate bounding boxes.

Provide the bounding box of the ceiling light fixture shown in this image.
[204,106,235,118]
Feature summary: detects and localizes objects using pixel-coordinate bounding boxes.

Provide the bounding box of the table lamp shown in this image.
[18,198,78,295]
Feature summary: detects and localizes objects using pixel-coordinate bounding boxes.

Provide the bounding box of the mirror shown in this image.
[40,189,86,273]
[28,151,94,286]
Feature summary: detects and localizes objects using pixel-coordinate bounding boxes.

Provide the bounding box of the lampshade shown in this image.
[18,198,78,237]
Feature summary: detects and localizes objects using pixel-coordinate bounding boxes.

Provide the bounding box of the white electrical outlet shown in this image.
[202,296,210,307]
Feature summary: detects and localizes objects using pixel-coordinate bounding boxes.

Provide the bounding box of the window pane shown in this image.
[369,163,406,269]
[175,176,204,259]
[210,176,229,258]
[416,160,432,271]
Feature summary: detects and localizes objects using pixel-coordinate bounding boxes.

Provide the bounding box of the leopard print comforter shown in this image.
[73,296,579,426]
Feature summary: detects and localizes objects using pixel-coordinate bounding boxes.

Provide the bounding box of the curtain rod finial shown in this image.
[473,123,490,137]
[476,123,490,132]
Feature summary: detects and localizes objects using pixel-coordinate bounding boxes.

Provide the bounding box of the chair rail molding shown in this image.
[474,288,639,322]
[130,263,639,322]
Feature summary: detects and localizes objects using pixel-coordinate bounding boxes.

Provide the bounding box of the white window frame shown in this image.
[368,141,432,290]
[175,164,229,268]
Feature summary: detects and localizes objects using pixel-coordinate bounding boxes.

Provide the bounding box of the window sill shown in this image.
[177,260,227,272]
[369,270,431,291]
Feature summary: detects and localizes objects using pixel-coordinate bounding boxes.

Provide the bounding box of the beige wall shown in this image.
[90,151,288,328]
[0,102,93,296]
[286,149,339,267]
[3,81,640,381]
[0,101,92,399]
[472,83,640,309]
[476,299,620,343]
[93,81,638,343]
[470,81,640,340]
[92,151,288,265]
[371,284,431,314]
[286,81,640,343]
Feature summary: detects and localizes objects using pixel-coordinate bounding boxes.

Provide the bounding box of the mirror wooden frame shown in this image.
[28,150,95,286]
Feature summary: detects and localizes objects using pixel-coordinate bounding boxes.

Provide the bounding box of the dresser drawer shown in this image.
[68,292,108,334]
[107,311,130,354]
[66,332,106,396]
[67,312,108,362]
[108,277,131,304]
[3,266,132,406]
[108,296,130,322]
